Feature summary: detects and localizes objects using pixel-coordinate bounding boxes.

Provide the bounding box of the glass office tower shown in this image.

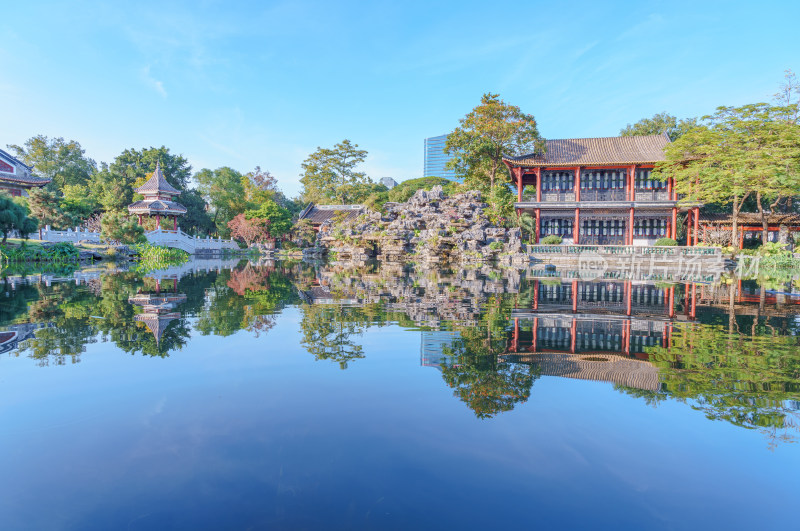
[423,134,458,180]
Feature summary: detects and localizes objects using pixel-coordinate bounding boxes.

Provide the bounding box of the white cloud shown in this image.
[141,65,167,98]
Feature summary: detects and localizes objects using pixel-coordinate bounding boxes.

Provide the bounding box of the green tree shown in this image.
[387,176,454,203]
[88,147,191,212]
[178,188,216,236]
[654,103,800,244]
[100,212,146,244]
[195,166,246,237]
[445,93,541,191]
[619,112,698,141]
[60,184,99,223]
[518,212,536,243]
[27,188,72,229]
[7,135,96,190]
[300,139,371,204]
[0,194,38,243]
[245,199,293,238]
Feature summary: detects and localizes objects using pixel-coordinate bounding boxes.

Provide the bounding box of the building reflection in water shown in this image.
[128,276,187,345]
[499,278,686,392]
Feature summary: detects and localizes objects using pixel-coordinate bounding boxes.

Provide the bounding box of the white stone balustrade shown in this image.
[144,228,240,254]
[40,226,103,243]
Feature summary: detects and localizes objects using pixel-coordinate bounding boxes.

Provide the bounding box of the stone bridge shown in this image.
[144,228,240,254]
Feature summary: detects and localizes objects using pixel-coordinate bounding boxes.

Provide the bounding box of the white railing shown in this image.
[145,228,240,254]
[40,226,102,243]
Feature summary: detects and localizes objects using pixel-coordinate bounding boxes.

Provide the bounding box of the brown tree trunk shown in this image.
[756,191,769,245]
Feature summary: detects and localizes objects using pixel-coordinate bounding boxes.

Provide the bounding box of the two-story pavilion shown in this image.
[504,134,697,245]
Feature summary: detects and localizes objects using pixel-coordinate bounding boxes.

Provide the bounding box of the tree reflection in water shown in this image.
[617,323,800,449]
[2,261,800,443]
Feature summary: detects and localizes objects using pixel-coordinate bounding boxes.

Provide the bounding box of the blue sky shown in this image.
[3,0,799,197]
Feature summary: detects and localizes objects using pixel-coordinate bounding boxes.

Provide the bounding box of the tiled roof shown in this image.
[128,199,187,214]
[505,134,669,168]
[503,352,660,391]
[699,212,800,226]
[0,148,50,186]
[135,312,180,344]
[0,148,32,170]
[134,161,181,195]
[298,204,364,225]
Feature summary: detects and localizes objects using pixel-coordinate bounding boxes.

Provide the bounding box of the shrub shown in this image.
[654,237,677,246]
[540,235,563,245]
[489,241,504,250]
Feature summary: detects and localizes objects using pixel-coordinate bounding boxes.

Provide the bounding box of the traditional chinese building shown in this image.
[504,134,700,245]
[128,161,187,230]
[0,148,50,197]
[129,292,187,345]
[297,204,364,232]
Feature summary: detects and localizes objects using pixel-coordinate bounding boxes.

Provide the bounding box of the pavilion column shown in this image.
[531,317,539,352]
[667,177,673,200]
[512,318,519,353]
[628,207,635,245]
[156,213,161,229]
[514,167,523,202]
[693,206,700,246]
[671,207,678,239]
[535,168,542,202]
[533,280,539,310]
[575,167,581,201]
[686,213,693,246]
[535,208,541,244]
[690,284,697,320]
[574,208,580,244]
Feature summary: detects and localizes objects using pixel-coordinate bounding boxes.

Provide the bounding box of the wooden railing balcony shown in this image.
[633,189,671,201]
[579,189,627,202]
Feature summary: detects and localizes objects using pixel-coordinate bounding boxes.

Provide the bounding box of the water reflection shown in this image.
[2,259,800,444]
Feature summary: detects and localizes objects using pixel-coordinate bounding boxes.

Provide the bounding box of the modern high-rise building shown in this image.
[423,134,458,180]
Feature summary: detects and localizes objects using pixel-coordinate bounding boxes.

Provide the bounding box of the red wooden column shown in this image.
[693,206,700,246]
[512,318,519,353]
[574,208,580,244]
[535,168,542,202]
[137,214,143,225]
[629,165,637,201]
[668,286,675,318]
[667,176,673,199]
[533,279,539,310]
[531,317,539,352]
[570,318,577,354]
[514,167,523,202]
[671,207,678,239]
[690,283,697,320]
[535,208,541,243]
[626,280,632,317]
[628,207,635,245]
[686,213,693,246]
[572,280,578,313]
[575,167,581,201]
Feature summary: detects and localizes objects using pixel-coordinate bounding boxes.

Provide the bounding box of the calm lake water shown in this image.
[1,260,799,530]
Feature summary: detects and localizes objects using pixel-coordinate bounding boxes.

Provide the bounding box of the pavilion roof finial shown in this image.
[134,160,181,196]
